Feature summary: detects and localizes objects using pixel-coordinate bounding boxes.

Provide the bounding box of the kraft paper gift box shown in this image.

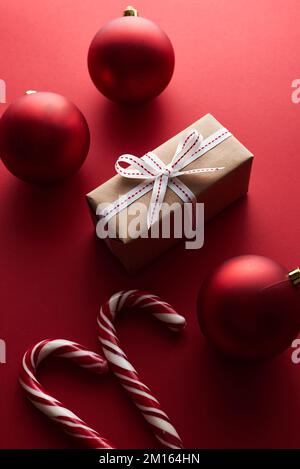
[86,114,253,272]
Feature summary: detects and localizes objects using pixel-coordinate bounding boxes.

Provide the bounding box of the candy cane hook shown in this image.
[97,290,186,449]
[20,339,113,449]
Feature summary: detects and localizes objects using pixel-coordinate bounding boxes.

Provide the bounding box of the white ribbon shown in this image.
[98,127,232,229]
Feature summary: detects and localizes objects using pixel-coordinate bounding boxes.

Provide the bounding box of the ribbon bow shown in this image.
[97,127,231,230]
[114,128,228,228]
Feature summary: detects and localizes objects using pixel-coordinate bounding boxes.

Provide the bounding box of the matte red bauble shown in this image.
[197,255,300,360]
[0,91,90,184]
[87,6,175,102]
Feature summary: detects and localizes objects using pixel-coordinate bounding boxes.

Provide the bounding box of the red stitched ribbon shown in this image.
[99,127,231,229]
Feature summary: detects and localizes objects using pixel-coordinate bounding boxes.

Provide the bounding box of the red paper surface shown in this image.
[0,0,300,449]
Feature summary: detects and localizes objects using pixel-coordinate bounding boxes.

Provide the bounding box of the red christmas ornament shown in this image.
[197,255,300,360]
[0,91,90,184]
[87,6,175,103]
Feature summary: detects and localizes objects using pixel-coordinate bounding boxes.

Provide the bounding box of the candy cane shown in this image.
[20,339,113,449]
[97,290,186,449]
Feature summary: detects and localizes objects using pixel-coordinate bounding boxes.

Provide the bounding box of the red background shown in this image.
[0,0,300,449]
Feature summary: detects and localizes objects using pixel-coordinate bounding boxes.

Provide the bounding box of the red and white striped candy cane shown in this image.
[97,290,186,449]
[20,339,113,449]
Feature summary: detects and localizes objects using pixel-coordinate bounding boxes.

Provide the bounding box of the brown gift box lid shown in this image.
[86,113,253,270]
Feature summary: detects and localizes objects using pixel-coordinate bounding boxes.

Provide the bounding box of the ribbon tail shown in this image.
[97,180,154,227]
[168,177,196,204]
[147,174,169,229]
[173,167,225,176]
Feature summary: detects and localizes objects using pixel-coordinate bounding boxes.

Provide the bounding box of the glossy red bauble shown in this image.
[88,13,175,103]
[0,91,90,184]
[197,255,300,360]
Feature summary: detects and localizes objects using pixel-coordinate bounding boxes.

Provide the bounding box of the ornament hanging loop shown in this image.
[123,5,138,16]
[289,267,300,286]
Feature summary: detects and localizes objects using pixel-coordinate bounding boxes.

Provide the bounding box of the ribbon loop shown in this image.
[170,129,203,171]
[115,154,158,179]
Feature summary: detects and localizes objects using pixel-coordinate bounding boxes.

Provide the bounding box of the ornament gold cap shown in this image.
[289,267,300,286]
[123,5,138,16]
[25,90,37,95]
